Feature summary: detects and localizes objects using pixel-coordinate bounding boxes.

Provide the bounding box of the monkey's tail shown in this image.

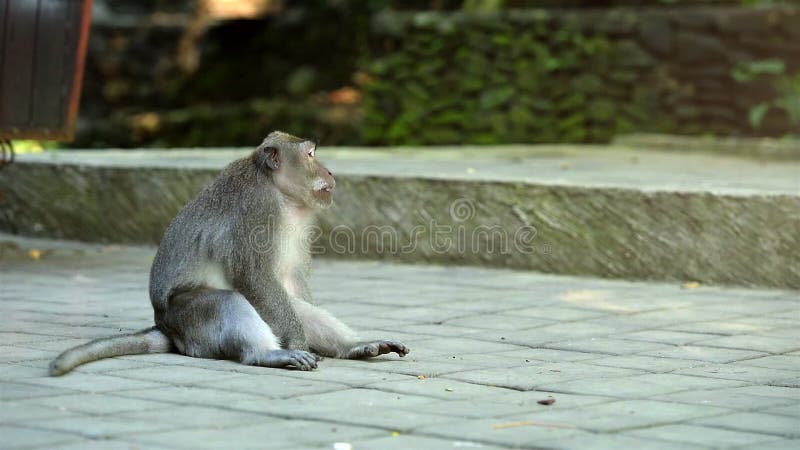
[49,326,172,376]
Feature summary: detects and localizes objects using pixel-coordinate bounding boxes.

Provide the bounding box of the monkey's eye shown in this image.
[307,148,315,158]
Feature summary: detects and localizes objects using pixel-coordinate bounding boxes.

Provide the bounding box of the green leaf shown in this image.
[747,59,786,76]
[749,103,770,129]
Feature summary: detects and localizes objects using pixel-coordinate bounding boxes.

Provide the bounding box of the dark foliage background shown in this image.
[73,0,800,147]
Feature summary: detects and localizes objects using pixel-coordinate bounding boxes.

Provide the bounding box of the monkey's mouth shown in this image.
[313,185,334,198]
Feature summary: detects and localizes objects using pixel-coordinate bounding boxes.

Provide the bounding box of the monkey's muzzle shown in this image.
[312,178,335,206]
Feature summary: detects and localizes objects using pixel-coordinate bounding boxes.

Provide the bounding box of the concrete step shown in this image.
[0,145,798,289]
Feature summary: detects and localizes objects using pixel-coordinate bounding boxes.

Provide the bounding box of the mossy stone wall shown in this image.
[362,7,800,145]
[74,5,799,147]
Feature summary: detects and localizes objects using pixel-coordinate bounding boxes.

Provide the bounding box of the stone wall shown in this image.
[2,151,799,288]
[363,7,800,145]
[74,5,800,147]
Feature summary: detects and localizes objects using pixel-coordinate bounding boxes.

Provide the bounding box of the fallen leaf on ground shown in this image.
[27,249,42,260]
[417,374,425,380]
[682,281,701,289]
[537,397,556,405]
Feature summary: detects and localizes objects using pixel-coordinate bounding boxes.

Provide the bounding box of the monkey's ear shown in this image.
[260,146,280,170]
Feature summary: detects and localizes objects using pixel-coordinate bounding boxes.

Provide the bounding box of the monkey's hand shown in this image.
[345,340,410,359]
[256,349,321,371]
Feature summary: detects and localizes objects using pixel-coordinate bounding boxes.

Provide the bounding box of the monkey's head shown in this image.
[255,131,336,209]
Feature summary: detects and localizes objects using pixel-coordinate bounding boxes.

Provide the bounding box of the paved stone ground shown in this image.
[1,236,798,449]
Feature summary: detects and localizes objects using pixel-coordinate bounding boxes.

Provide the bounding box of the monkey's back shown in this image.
[148,158,263,316]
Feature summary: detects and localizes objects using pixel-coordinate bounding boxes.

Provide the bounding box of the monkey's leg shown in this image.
[164,289,319,370]
[292,299,410,359]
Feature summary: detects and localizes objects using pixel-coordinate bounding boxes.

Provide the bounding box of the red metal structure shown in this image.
[0,0,92,147]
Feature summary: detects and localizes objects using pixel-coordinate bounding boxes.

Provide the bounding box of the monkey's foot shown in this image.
[249,349,321,371]
[346,340,410,359]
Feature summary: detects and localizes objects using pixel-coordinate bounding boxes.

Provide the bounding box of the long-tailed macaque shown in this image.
[50,131,409,375]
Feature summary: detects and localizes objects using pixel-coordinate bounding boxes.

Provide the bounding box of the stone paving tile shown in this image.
[760,404,800,418]
[0,345,56,363]
[113,385,270,409]
[361,376,519,400]
[0,424,80,449]
[673,363,798,384]
[648,386,799,412]
[103,364,249,385]
[732,355,800,371]
[0,381,79,401]
[0,362,51,379]
[617,329,716,346]
[192,372,351,398]
[269,363,415,387]
[0,401,76,424]
[730,439,800,450]
[619,308,747,328]
[130,420,384,450]
[693,412,800,438]
[33,414,182,440]
[379,322,488,338]
[547,431,712,450]
[625,423,779,447]
[757,327,800,339]
[729,316,800,331]
[116,405,273,428]
[71,357,162,374]
[639,345,768,363]
[47,439,174,450]
[267,403,462,434]
[536,372,745,399]
[22,372,166,393]
[772,377,800,388]
[334,434,509,450]
[415,417,584,448]
[491,305,609,321]
[665,320,778,336]
[568,399,732,432]
[693,334,800,354]
[396,391,612,420]
[444,314,552,331]
[493,348,602,363]
[2,237,799,449]
[544,338,670,356]
[443,362,643,391]
[23,392,172,415]
[581,354,704,372]
[403,336,532,358]
[768,310,800,320]
[501,322,637,347]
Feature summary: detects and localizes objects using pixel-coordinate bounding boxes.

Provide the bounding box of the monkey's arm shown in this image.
[236,275,310,351]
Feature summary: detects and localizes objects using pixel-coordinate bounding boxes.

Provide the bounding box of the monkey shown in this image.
[49,131,409,376]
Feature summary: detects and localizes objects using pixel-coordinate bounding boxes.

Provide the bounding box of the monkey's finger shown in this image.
[379,340,410,357]
[298,351,319,369]
[303,353,319,368]
[285,350,318,370]
[290,358,314,371]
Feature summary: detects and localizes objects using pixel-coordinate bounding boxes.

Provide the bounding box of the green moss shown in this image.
[361,11,664,145]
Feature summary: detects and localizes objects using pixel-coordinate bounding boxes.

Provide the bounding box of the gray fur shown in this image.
[49,327,171,376]
[49,131,409,376]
